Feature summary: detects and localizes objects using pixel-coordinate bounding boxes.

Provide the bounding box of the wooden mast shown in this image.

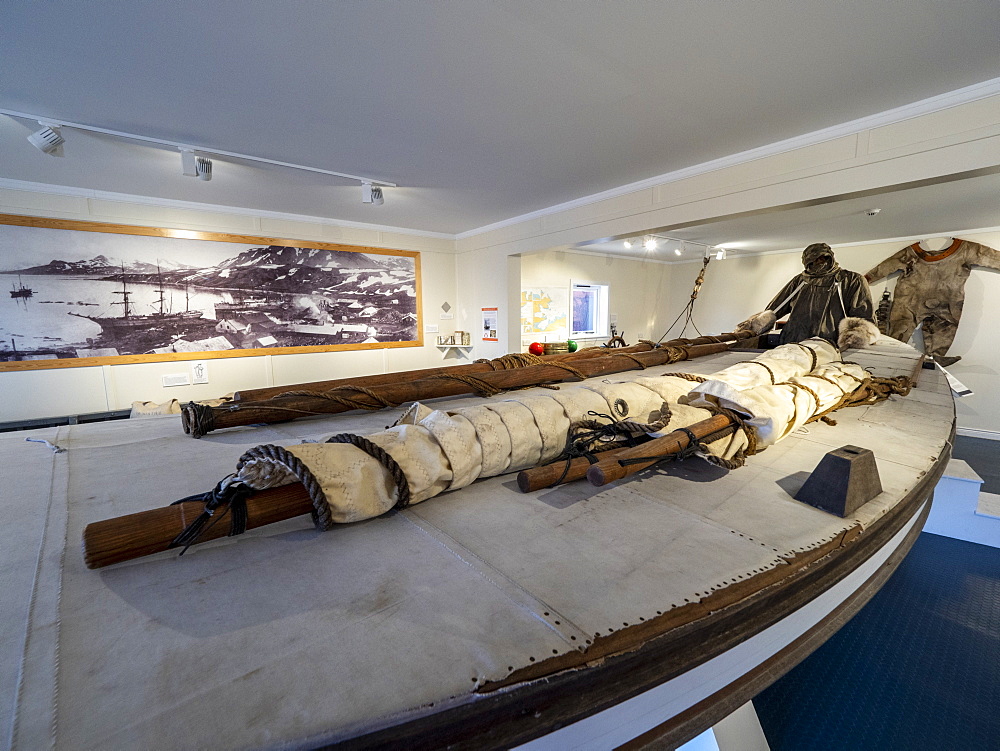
[183,336,750,437]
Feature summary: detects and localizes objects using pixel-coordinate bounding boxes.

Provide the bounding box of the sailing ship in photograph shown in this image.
[0,238,419,363]
[68,265,205,336]
[9,275,32,299]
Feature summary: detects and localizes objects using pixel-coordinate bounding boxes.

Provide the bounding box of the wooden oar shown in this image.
[516,413,737,492]
[585,414,738,487]
[83,484,314,569]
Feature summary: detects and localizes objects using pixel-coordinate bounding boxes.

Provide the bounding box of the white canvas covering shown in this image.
[235,340,862,524]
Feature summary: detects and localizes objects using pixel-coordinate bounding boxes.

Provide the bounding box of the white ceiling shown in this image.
[1,1,999,242]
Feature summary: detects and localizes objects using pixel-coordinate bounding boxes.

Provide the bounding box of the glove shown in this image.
[837,317,879,350]
[736,310,777,336]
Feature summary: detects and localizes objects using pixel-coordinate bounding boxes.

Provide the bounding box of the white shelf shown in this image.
[435,344,474,359]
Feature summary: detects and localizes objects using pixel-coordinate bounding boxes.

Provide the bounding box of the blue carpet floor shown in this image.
[753,532,1000,750]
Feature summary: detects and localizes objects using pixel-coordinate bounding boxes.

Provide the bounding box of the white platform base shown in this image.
[923,459,1000,548]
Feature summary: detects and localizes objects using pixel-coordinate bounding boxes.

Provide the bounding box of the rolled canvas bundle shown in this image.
[233,338,847,524]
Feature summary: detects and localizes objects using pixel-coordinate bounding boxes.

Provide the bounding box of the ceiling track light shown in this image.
[361,181,384,205]
[180,149,212,180]
[644,236,658,251]
[27,124,64,155]
[2,107,396,190]
[196,157,212,181]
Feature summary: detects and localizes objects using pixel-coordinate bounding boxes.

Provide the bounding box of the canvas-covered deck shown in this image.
[0,338,951,749]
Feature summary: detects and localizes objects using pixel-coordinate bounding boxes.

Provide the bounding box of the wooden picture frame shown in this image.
[0,214,422,371]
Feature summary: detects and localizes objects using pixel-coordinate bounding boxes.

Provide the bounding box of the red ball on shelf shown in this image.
[528,342,545,356]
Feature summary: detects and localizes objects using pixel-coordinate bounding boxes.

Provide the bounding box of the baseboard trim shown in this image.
[956,427,1000,441]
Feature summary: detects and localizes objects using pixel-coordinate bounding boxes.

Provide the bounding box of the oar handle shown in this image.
[586,414,736,487]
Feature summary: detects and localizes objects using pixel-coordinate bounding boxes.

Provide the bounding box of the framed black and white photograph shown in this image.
[0,214,422,370]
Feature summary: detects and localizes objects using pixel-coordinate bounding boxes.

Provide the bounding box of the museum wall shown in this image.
[518,249,673,348]
[0,187,458,423]
[671,228,1000,436]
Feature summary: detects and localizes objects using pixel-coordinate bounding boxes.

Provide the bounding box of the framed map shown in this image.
[0,214,422,371]
[520,287,569,337]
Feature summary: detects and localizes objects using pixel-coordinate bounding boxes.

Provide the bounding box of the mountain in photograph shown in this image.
[217,245,387,271]
[8,254,197,275]
[177,246,409,293]
[5,243,415,301]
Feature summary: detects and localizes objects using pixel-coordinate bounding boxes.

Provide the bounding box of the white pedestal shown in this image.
[923,459,1000,548]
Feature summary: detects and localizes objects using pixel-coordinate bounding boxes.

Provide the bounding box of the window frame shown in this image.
[569,280,610,338]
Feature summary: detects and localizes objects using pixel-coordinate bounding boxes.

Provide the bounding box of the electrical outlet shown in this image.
[190,361,209,384]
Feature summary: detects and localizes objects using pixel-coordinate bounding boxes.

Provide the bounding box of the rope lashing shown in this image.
[168,476,254,555]
[746,360,778,384]
[430,360,589,398]
[428,372,504,398]
[660,372,708,383]
[325,433,412,510]
[791,342,819,371]
[236,443,335,530]
[612,352,649,369]
[279,385,398,410]
[476,352,547,370]
[184,402,216,438]
[699,405,760,470]
[777,380,822,411]
[539,360,588,380]
[663,345,689,362]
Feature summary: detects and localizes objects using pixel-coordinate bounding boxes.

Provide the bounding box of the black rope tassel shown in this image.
[168,477,254,555]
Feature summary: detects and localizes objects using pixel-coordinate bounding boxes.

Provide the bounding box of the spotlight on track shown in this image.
[27,125,64,155]
[180,149,212,180]
[195,157,212,181]
[361,181,384,205]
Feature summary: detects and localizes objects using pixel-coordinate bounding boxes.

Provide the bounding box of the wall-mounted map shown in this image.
[520,287,568,336]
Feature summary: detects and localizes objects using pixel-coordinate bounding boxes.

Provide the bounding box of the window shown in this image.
[571,282,609,338]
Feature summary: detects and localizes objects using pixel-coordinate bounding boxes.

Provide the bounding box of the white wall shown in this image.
[0,189,458,422]
[519,250,674,348]
[672,228,1000,434]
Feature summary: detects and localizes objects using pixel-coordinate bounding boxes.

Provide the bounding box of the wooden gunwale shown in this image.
[315,423,953,750]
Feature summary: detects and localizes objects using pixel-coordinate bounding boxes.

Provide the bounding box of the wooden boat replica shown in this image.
[0,334,951,750]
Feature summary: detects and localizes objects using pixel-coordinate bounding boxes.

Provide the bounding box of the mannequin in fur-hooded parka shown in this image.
[737,243,879,350]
